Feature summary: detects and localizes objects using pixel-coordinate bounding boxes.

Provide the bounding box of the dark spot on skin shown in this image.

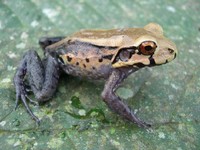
[67,39,72,44]
[165,60,168,63]
[92,66,96,70]
[83,64,86,68]
[67,56,72,62]
[85,58,89,62]
[99,58,103,62]
[76,62,79,65]
[149,57,156,65]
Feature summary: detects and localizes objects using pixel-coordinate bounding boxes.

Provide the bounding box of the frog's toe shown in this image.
[137,120,151,128]
[129,112,151,128]
[14,84,26,110]
[26,95,39,106]
[14,84,40,124]
[20,94,40,123]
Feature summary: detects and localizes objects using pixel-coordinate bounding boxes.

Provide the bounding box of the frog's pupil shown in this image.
[145,46,152,51]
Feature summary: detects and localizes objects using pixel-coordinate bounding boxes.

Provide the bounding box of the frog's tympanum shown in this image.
[14,23,177,128]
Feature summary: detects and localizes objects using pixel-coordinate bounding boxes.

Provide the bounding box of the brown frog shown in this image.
[14,23,177,128]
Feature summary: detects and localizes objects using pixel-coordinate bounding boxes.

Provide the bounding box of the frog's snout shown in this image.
[168,48,177,60]
[166,44,178,62]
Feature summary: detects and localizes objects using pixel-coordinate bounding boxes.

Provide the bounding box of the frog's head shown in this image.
[111,23,177,68]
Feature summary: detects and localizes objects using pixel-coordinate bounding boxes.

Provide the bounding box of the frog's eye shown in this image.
[119,49,133,62]
[139,41,157,55]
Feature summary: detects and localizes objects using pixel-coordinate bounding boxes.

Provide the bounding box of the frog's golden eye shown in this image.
[139,41,157,55]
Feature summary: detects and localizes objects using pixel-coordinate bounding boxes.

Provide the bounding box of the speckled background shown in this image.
[0,0,199,149]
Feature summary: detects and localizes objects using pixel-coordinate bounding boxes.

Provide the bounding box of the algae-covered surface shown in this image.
[0,0,200,149]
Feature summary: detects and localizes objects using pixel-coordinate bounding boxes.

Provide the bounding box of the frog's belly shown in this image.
[61,63,113,80]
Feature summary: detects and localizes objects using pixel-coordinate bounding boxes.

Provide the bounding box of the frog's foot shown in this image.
[102,93,151,128]
[14,79,40,124]
[14,61,40,124]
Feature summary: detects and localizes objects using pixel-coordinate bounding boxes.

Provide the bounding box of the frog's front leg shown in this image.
[101,69,151,128]
[13,50,61,123]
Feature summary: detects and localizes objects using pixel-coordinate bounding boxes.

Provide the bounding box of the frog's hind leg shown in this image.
[39,36,65,50]
[13,50,61,123]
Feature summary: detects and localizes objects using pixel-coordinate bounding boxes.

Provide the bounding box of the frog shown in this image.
[13,23,177,128]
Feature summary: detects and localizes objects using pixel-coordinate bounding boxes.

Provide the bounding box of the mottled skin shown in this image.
[14,23,177,128]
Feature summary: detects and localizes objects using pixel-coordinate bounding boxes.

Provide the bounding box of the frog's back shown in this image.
[70,28,148,47]
[47,38,117,80]
[47,27,147,50]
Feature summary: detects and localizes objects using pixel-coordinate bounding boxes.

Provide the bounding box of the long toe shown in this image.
[137,120,151,128]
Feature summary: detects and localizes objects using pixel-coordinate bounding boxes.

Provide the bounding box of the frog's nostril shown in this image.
[168,48,174,54]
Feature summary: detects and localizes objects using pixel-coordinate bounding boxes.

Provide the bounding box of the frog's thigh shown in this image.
[25,50,60,101]
[25,50,44,92]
